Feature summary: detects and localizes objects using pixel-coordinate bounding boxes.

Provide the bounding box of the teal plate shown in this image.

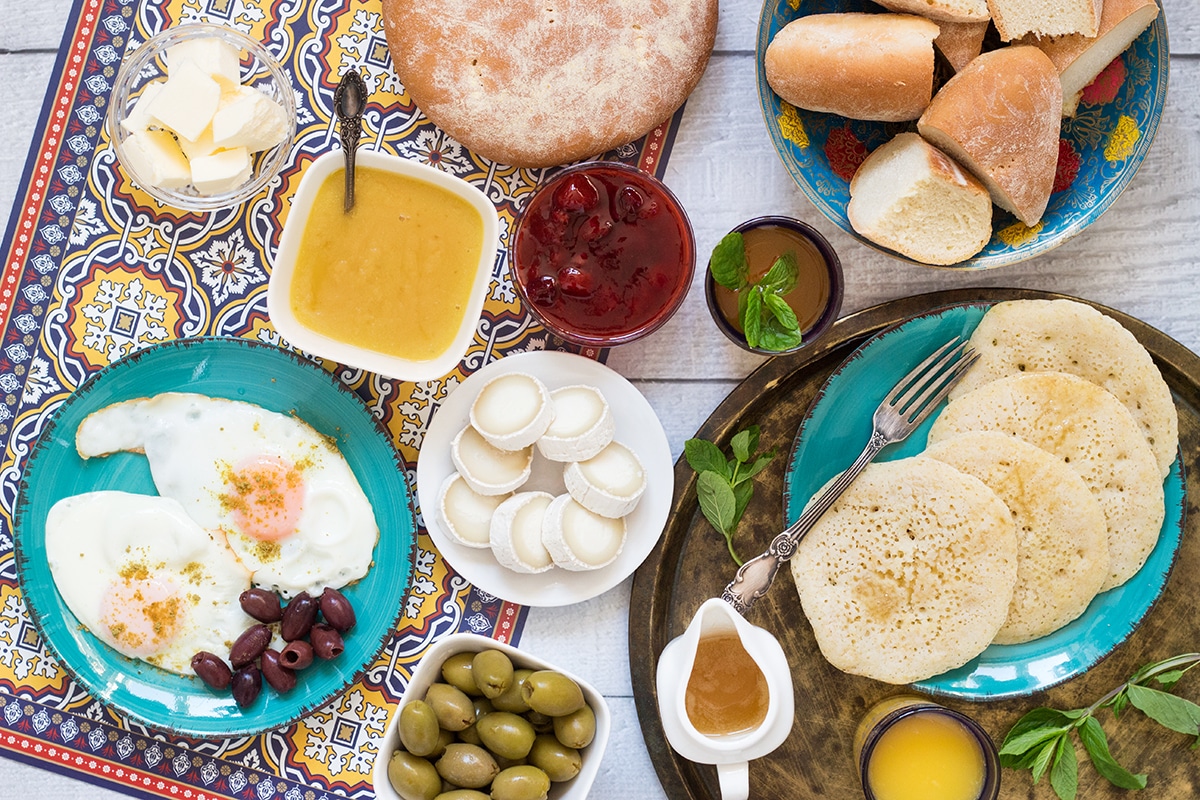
[784,304,1186,700]
[13,337,418,738]
[756,0,1169,269]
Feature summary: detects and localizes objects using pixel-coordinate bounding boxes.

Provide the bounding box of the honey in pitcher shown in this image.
[684,632,770,736]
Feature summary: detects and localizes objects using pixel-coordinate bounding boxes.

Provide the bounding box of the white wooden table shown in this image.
[2,1,1198,797]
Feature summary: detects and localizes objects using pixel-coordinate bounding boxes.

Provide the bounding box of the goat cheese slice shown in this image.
[563,441,646,519]
[121,129,192,190]
[211,86,290,152]
[190,147,252,195]
[470,372,555,451]
[451,425,533,496]
[438,473,509,549]
[490,492,555,573]
[541,494,626,571]
[120,80,166,135]
[166,37,242,90]
[536,385,614,462]
[147,59,222,142]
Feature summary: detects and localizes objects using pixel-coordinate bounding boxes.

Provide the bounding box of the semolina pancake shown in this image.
[790,457,1017,685]
[924,431,1110,644]
[929,372,1164,591]
[950,299,1178,478]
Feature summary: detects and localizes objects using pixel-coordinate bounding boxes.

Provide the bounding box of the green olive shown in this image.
[430,728,454,760]
[475,711,536,760]
[472,697,495,718]
[552,703,596,749]
[425,682,476,731]
[471,649,514,699]
[435,743,499,789]
[440,652,482,696]
[520,671,585,717]
[399,700,442,757]
[433,792,490,800]
[457,720,483,747]
[387,750,441,800]
[491,669,533,713]
[525,710,554,734]
[490,765,551,800]
[495,754,528,770]
[528,734,582,782]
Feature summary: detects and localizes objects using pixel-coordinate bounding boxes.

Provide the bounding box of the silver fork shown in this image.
[721,335,980,616]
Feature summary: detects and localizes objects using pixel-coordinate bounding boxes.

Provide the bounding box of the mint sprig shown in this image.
[709,232,803,352]
[1001,653,1200,800]
[684,425,775,565]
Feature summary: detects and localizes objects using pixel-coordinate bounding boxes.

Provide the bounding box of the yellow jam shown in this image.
[288,167,484,361]
[866,711,986,800]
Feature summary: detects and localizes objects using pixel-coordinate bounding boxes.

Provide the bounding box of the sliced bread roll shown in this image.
[848,133,992,265]
[1021,0,1159,116]
[874,0,989,22]
[935,20,991,72]
[988,0,1103,40]
[918,46,1062,226]
[765,13,940,122]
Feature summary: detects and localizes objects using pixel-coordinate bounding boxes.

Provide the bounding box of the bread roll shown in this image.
[987,0,1103,40]
[918,46,1062,226]
[874,0,989,23]
[1021,0,1160,116]
[934,20,991,72]
[765,13,939,122]
[848,133,992,265]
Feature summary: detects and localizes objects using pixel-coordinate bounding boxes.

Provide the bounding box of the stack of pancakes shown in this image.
[791,299,1177,684]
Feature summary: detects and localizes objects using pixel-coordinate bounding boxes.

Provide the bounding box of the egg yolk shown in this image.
[220,454,307,542]
[101,576,184,658]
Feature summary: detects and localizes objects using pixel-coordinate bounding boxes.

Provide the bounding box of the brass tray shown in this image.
[630,288,1200,800]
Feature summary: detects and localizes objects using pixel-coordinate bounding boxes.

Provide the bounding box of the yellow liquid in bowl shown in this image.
[289,167,484,362]
[867,711,986,800]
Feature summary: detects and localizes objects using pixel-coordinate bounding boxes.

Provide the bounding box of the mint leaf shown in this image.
[1079,717,1147,790]
[1127,684,1200,736]
[759,251,798,295]
[1031,738,1059,784]
[1000,721,1076,758]
[1003,708,1081,751]
[1154,669,1187,690]
[764,291,800,332]
[697,470,737,537]
[757,317,803,351]
[743,287,764,349]
[737,451,776,484]
[1050,735,1079,800]
[709,232,747,290]
[685,438,730,480]
[744,424,762,456]
[732,479,753,530]
[730,429,752,463]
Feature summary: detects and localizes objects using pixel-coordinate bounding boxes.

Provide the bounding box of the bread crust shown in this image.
[765,13,939,122]
[381,0,718,168]
[918,45,1062,226]
[988,0,1103,40]
[934,20,991,72]
[875,0,990,23]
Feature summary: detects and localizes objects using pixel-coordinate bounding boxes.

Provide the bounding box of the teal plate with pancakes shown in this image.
[13,337,417,738]
[756,0,1169,269]
[784,304,1186,700]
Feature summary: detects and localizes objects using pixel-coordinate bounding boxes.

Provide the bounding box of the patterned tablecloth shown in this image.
[0,1,685,797]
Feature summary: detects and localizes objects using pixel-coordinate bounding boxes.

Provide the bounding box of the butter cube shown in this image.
[148,60,222,142]
[178,125,219,161]
[211,86,289,152]
[120,80,166,135]
[167,37,242,90]
[121,129,192,190]
[190,147,252,195]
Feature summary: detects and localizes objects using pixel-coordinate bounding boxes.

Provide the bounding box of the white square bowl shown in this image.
[268,150,499,382]
[372,633,611,800]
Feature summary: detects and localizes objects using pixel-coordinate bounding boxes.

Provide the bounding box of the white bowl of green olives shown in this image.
[372,633,611,800]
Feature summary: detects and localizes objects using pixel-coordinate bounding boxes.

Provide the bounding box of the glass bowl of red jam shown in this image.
[704,216,843,356]
[510,162,696,347]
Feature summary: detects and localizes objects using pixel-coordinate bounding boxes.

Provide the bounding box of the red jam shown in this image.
[512,163,695,345]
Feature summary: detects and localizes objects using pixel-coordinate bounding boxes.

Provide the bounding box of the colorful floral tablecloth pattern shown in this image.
[0,0,685,797]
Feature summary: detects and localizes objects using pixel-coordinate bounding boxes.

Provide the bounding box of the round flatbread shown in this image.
[924,431,1109,644]
[791,457,1017,685]
[951,299,1178,478]
[930,371,1164,592]
[381,0,718,167]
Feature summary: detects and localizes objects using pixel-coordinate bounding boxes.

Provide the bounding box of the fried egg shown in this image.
[75,392,379,596]
[45,491,254,675]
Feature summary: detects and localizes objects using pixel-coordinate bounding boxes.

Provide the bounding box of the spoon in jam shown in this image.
[333,68,367,212]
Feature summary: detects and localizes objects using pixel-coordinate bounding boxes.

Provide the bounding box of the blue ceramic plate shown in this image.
[13,338,417,738]
[784,304,1186,700]
[756,0,1169,269]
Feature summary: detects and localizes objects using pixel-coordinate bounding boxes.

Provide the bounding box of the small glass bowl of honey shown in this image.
[704,216,843,356]
[853,696,1000,800]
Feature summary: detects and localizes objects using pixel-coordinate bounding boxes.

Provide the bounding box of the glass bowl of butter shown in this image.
[108,23,296,212]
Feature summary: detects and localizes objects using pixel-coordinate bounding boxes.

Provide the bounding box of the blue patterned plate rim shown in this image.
[783,303,1186,700]
[13,336,419,738]
[755,0,1170,270]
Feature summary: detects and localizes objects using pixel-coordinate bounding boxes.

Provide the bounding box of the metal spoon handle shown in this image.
[334,69,367,213]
